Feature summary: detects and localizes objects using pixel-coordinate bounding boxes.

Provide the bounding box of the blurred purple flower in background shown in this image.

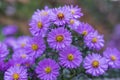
[107,24,120,50]
[2,25,18,36]
[12,48,34,67]
[0,42,9,60]
[103,47,120,68]
[3,37,17,48]
[16,36,31,49]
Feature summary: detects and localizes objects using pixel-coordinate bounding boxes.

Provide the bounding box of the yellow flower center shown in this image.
[71,10,75,14]
[44,67,51,74]
[41,11,48,16]
[56,35,64,42]
[57,12,64,20]
[37,22,43,28]
[21,54,27,59]
[67,54,74,61]
[111,55,116,61]
[92,60,99,68]
[70,19,74,24]
[32,44,38,51]
[21,43,26,48]
[16,64,20,67]
[13,73,19,80]
[82,31,88,36]
[92,37,98,43]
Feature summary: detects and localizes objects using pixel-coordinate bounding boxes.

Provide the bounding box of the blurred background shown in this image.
[0,0,120,79]
[0,0,120,48]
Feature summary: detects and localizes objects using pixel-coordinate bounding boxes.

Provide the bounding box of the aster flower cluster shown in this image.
[0,5,120,80]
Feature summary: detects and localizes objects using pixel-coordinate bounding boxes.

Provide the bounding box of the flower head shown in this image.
[36,58,59,80]
[32,6,51,19]
[68,19,81,30]
[25,36,46,58]
[50,6,71,26]
[47,27,72,50]
[2,25,18,36]
[12,48,34,67]
[59,46,82,68]
[83,53,108,76]
[103,48,120,68]
[0,60,9,71]
[16,36,31,49]
[4,66,28,80]
[3,37,17,48]
[75,22,94,37]
[0,42,9,60]
[84,31,104,50]
[29,15,50,37]
[66,5,83,19]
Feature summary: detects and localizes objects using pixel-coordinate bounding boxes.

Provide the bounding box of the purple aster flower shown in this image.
[32,6,51,19]
[25,36,46,58]
[68,19,81,30]
[66,5,83,19]
[47,27,72,50]
[36,58,59,80]
[75,22,94,37]
[12,48,35,67]
[83,53,108,76]
[16,36,31,49]
[9,58,23,67]
[84,31,104,50]
[50,6,71,26]
[23,57,35,68]
[4,66,28,80]
[2,25,18,36]
[59,46,82,68]
[0,60,8,71]
[3,37,17,48]
[29,15,50,37]
[103,47,120,68]
[0,42,9,60]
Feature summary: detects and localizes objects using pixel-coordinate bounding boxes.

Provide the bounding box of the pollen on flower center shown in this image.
[82,31,88,36]
[37,22,43,28]
[67,54,74,61]
[57,12,64,20]
[44,67,51,74]
[21,43,26,47]
[32,44,38,51]
[21,54,27,59]
[41,11,48,16]
[70,19,74,24]
[92,37,98,43]
[111,55,116,61]
[16,64,20,67]
[56,35,64,42]
[71,10,75,14]
[13,73,19,80]
[92,60,99,68]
